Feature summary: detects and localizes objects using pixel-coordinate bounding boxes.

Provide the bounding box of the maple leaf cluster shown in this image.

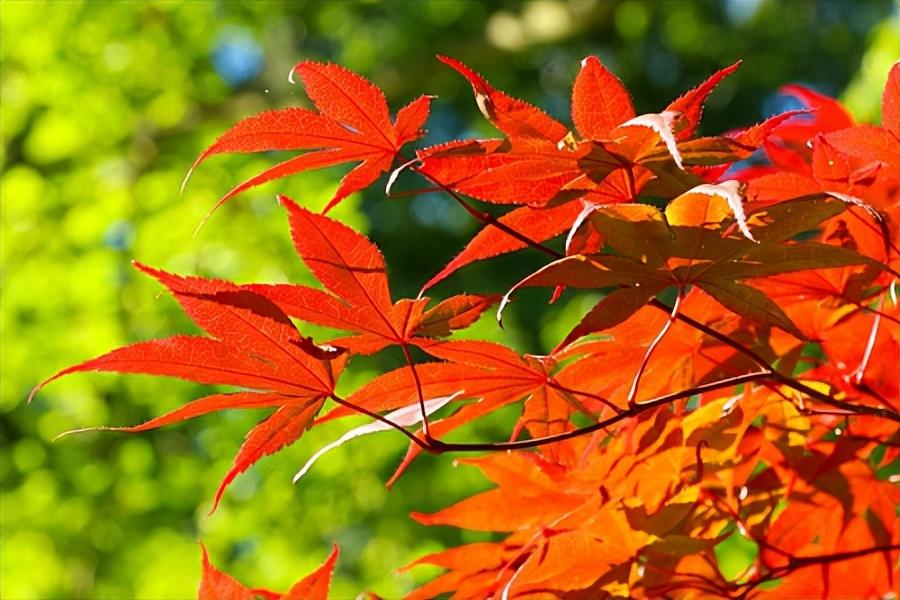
[35,55,899,597]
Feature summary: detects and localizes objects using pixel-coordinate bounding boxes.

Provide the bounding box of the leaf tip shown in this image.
[580,55,599,69]
[26,383,41,404]
[321,192,346,214]
[179,164,195,196]
[409,511,430,524]
[276,194,300,213]
[194,180,251,236]
[131,260,158,278]
[207,493,224,517]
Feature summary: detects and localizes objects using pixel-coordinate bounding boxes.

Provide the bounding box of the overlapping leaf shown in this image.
[409,385,900,598]
[745,70,900,290]
[416,57,799,292]
[247,195,497,354]
[552,290,753,405]
[418,55,748,209]
[407,392,763,598]
[505,193,877,345]
[762,83,856,174]
[750,65,899,215]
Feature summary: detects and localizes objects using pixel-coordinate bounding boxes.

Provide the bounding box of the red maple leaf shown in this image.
[247,195,497,355]
[185,62,431,216]
[33,263,342,510]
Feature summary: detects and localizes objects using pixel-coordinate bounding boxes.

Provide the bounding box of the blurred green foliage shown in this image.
[2,0,896,597]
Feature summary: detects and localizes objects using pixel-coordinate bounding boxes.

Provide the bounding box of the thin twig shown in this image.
[628,288,682,407]
[328,393,435,453]
[738,544,900,598]
[854,296,883,385]
[780,378,900,422]
[428,371,771,452]
[651,298,776,371]
[545,379,625,414]
[413,166,564,260]
[400,343,433,441]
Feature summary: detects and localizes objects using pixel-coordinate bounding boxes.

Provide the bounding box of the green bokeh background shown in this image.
[2,1,897,598]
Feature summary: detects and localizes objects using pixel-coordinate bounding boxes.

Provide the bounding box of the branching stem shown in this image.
[427,371,771,452]
[328,393,436,453]
[737,544,900,599]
